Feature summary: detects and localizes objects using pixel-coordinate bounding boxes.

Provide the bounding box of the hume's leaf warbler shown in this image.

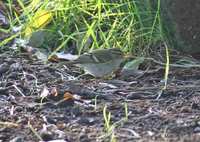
[65,48,125,78]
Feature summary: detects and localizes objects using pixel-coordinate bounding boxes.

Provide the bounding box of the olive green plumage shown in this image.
[67,48,125,77]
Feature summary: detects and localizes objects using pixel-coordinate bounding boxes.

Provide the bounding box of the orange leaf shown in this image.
[63,92,74,101]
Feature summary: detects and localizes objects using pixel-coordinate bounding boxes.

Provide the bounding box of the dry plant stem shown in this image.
[136,84,200,91]
[147,57,200,68]
[28,121,43,141]
[12,84,25,97]
[0,121,18,127]
[22,72,39,88]
[118,128,141,138]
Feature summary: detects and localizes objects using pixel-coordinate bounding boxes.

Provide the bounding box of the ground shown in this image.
[1,49,200,142]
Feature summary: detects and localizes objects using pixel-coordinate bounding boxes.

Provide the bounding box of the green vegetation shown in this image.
[102,103,130,141]
[1,0,162,55]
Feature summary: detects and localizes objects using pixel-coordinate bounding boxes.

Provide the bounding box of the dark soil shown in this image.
[1,49,200,142]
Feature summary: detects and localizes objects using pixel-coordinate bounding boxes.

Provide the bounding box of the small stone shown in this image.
[9,136,23,142]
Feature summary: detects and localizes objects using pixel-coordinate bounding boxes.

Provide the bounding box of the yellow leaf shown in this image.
[24,9,53,37]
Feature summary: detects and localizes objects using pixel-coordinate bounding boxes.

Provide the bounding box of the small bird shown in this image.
[66,48,125,78]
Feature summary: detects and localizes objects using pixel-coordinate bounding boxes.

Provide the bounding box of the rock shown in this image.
[9,136,23,142]
[27,30,58,49]
[160,0,200,54]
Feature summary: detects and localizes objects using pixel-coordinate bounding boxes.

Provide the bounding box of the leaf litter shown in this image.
[1,49,200,142]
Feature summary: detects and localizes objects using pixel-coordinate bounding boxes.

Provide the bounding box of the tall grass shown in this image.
[1,0,162,55]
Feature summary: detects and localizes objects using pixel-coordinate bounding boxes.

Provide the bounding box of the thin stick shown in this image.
[28,121,43,141]
[0,121,18,127]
